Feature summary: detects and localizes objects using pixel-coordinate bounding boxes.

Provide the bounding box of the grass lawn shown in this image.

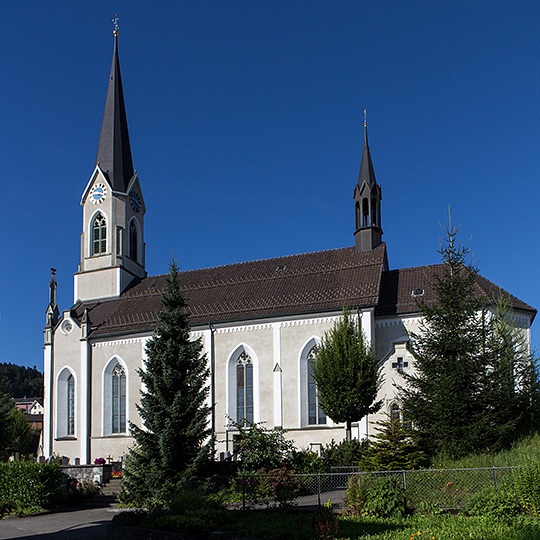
[224,511,540,539]
[117,508,540,540]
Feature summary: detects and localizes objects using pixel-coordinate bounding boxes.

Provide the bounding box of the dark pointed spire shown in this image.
[95,30,134,193]
[357,114,377,189]
[46,268,59,328]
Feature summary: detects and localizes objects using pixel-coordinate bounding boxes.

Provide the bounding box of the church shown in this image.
[42,33,536,465]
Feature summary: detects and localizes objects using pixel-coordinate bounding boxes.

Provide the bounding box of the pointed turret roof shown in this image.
[357,122,377,189]
[95,33,134,193]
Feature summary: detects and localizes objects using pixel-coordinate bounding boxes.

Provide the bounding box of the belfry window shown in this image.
[371,197,377,227]
[129,220,138,261]
[307,347,326,425]
[67,374,75,436]
[362,198,369,227]
[92,213,107,255]
[355,201,360,230]
[236,352,253,424]
[111,363,126,433]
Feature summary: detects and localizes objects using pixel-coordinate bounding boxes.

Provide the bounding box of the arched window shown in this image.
[355,201,360,230]
[92,213,107,255]
[67,374,75,436]
[56,368,75,438]
[111,363,126,434]
[371,197,377,227]
[307,347,326,425]
[362,198,369,227]
[129,220,138,262]
[236,352,253,424]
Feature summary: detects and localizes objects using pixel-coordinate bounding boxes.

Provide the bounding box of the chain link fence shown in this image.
[187,466,519,510]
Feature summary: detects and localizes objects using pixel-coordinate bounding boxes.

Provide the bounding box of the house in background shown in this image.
[41,32,536,465]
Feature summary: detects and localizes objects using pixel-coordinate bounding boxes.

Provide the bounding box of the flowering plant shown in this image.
[94,457,106,465]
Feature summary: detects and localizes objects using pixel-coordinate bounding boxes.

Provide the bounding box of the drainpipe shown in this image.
[208,323,216,457]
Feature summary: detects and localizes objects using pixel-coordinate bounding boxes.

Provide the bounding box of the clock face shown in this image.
[89,183,107,205]
[129,190,142,212]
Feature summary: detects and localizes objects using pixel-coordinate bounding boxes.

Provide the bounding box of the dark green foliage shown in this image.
[514,465,540,515]
[345,475,406,518]
[361,414,429,471]
[290,448,327,474]
[0,363,42,398]
[113,491,228,535]
[9,407,32,454]
[465,487,522,518]
[0,461,62,513]
[0,393,32,461]
[401,219,539,459]
[122,261,211,503]
[321,438,369,467]
[232,420,295,472]
[484,297,540,443]
[312,308,383,441]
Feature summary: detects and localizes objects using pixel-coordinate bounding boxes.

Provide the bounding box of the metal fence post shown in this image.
[402,470,406,491]
[317,473,321,509]
[493,467,498,489]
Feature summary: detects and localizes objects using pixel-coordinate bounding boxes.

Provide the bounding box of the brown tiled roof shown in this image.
[76,244,388,338]
[377,264,536,318]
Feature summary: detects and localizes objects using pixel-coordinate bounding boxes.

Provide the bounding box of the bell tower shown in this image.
[353,114,382,252]
[74,27,146,302]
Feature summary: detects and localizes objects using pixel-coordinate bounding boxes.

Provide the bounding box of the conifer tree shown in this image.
[312,308,383,442]
[361,413,428,471]
[401,219,538,458]
[122,261,211,502]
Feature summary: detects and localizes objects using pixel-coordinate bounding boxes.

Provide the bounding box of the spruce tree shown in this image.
[122,261,211,502]
[361,414,428,471]
[401,219,538,458]
[312,308,383,441]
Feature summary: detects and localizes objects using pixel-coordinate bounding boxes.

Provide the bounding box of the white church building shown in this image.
[42,34,536,464]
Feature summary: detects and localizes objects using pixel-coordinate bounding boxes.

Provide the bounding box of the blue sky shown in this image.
[1,1,539,371]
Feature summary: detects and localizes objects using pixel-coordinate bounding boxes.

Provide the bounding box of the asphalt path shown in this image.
[0,507,119,540]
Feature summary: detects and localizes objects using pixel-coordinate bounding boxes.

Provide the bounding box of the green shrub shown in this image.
[232,420,295,472]
[465,487,522,518]
[363,477,406,518]
[321,438,368,467]
[344,474,369,515]
[0,461,62,512]
[345,474,406,518]
[514,465,540,515]
[291,448,327,474]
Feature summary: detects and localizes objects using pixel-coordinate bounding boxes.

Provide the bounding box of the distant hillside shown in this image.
[0,363,43,398]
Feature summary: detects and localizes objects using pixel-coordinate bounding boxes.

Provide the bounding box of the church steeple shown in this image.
[353,114,383,252]
[95,30,134,193]
[75,25,146,303]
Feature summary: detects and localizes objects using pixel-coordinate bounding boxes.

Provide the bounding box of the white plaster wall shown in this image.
[51,316,84,461]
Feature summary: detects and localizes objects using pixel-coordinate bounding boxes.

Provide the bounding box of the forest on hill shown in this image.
[0,363,42,398]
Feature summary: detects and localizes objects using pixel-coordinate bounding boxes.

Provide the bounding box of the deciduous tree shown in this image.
[312,308,383,441]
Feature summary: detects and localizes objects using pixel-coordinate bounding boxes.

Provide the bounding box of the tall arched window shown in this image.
[129,220,138,262]
[57,368,75,438]
[355,201,360,230]
[236,352,253,424]
[111,363,126,433]
[92,213,107,255]
[67,374,75,436]
[307,347,326,425]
